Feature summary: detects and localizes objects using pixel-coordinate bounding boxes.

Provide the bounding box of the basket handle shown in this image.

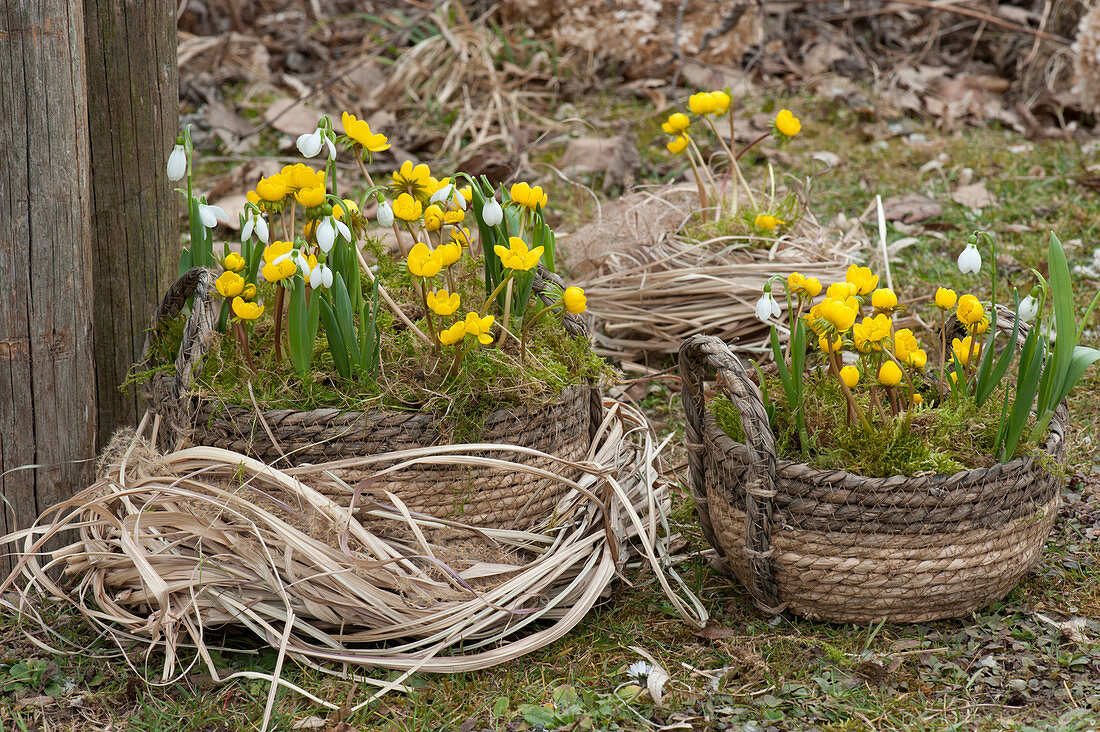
[679,334,783,615]
[139,267,219,403]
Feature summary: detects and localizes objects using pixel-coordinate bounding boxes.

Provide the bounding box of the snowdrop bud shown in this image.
[1017,294,1039,323]
[198,203,229,229]
[957,242,982,275]
[482,198,503,226]
[316,218,335,254]
[297,129,324,158]
[310,263,333,289]
[166,144,187,181]
[755,291,781,323]
[376,199,394,227]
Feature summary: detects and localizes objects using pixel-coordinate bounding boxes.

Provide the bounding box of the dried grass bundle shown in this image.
[572,185,869,370]
[0,400,704,721]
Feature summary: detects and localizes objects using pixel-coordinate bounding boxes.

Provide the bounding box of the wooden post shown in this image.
[0,2,97,573]
[84,0,178,447]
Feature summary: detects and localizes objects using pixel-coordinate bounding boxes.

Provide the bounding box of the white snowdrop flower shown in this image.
[198,202,229,229]
[254,215,269,243]
[376,199,394,227]
[482,198,503,226]
[310,263,333,289]
[273,251,294,267]
[1018,294,1039,323]
[755,291,781,323]
[430,184,454,205]
[166,144,187,181]
[241,211,269,244]
[316,218,336,254]
[334,217,351,242]
[324,132,337,160]
[297,128,324,158]
[627,661,653,682]
[957,242,982,274]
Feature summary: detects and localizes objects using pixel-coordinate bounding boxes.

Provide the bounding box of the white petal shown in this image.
[166,145,187,181]
[208,204,229,223]
[430,184,453,205]
[199,205,217,228]
[297,130,323,158]
[317,219,335,253]
[755,294,775,323]
[322,266,333,288]
[482,199,503,226]
[770,297,782,318]
[241,216,254,242]
[310,266,322,289]
[325,136,337,160]
[255,217,269,243]
[273,252,292,265]
[376,200,394,227]
[335,219,351,241]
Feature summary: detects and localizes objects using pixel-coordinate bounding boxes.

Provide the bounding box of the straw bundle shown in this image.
[0,399,705,713]
[573,186,867,369]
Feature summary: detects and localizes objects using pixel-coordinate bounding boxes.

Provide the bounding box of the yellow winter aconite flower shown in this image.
[443,209,465,225]
[787,272,822,297]
[241,283,257,301]
[426,288,461,316]
[439,241,463,267]
[907,348,928,369]
[666,135,689,154]
[754,213,785,232]
[223,252,246,273]
[710,90,731,115]
[407,242,443,278]
[341,111,390,153]
[392,192,423,222]
[423,203,444,231]
[281,163,325,191]
[935,287,958,309]
[818,335,842,353]
[840,365,860,389]
[295,186,326,208]
[826,281,857,300]
[812,298,858,333]
[893,328,920,362]
[261,241,296,282]
[232,297,264,320]
[247,190,261,206]
[510,182,548,211]
[912,393,924,405]
[878,361,902,386]
[871,288,898,312]
[661,112,690,134]
[390,160,432,201]
[494,236,544,271]
[464,312,495,345]
[952,336,979,365]
[438,321,467,346]
[563,286,587,314]
[256,174,287,202]
[846,265,879,296]
[450,226,471,246]
[956,294,989,334]
[215,270,245,298]
[774,109,802,137]
[689,92,727,116]
[333,198,358,219]
[852,313,892,352]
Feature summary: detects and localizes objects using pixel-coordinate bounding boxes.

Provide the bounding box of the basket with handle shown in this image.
[139,266,603,530]
[679,333,1064,623]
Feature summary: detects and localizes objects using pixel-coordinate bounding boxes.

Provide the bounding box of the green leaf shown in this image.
[178,247,192,277]
[1000,332,1046,460]
[1036,232,1075,416]
[331,275,360,368]
[975,301,1021,407]
[188,197,206,266]
[287,278,314,378]
[1055,345,1100,406]
[519,705,560,727]
[318,297,351,378]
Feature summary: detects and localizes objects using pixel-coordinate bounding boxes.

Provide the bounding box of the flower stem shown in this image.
[272,285,286,361]
[234,320,257,372]
[936,311,947,397]
[482,272,514,316]
[419,279,439,354]
[828,351,872,433]
[497,279,514,347]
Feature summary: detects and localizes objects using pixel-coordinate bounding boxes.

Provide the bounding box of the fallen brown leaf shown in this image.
[952,181,997,210]
[883,192,943,224]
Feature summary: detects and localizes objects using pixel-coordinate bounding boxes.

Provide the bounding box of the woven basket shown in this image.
[680,334,1064,623]
[140,267,602,530]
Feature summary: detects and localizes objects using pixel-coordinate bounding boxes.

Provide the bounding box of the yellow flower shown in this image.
[907,348,928,369]
[871,288,898,312]
[256,174,287,202]
[295,186,326,208]
[423,203,444,231]
[443,209,465,225]
[281,163,325,191]
[450,226,471,246]
[912,393,924,405]
[232,297,264,320]
[215,270,245,298]
[247,190,261,206]
[464,312,495,345]
[774,109,802,137]
[563,286,587,314]
[407,242,443,278]
[391,161,432,200]
[494,236,544,271]
[840,365,859,389]
[846,265,878,296]
[439,241,463,268]
[438,321,467,346]
[935,287,957,310]
[878,361,902,387]
[341,111,390,153]
[666,135,689,155]
[661,112,690,134]
[952,336,979,366]
[710,90,731,115]
[754,213,785,232]
[812,298,858,333]
[893,328,920,362]
[956,294,989,334]
[818,335,842,353]
[688,92,718,115]
[510,182,548,211]
[223,252,246,273]
[242,283,257,301]
[852,313,891,352]
[787,272,821,297]
[426,288,461,316]
[261,241,297,283]
[333,198,359,220]
[826,281,858,300]
[393,192,423,222]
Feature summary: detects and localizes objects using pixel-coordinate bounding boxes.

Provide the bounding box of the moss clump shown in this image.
[681,192,801,245]
[710,371,1034,478]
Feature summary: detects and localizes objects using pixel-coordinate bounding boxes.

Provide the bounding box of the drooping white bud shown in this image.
[755,292,781,323]
[316,218,336,254]
[297,129,324,158]
[376,199,394,227]
[1017,294,1039,323]
[957,243,982,275]
[482,198,503,226]
[310,263,333,289]
[166,144,187,181]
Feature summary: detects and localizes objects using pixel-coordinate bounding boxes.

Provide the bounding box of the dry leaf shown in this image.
[292,716,327,730]
[952,181,997,210]
[264,98,329,136]
[882,192,942,224]
[557,135,639,191]
[694,624,739,640]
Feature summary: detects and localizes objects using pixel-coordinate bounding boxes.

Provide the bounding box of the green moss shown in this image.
[710,370,1035,478]
[680,191,802,245]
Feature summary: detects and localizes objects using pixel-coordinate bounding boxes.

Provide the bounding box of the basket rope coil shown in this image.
[680,334,1065,623]
[139,266,602,530]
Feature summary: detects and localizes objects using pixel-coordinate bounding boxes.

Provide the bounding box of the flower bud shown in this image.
[482,198,503,227]
[376,199,394,227]
[316,218,335,254]
[296,129,323,158]
[166,144,187,182]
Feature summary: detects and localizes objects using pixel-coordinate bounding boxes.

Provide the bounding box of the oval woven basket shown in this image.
[679,334,1065,624]
[140,267,602,530]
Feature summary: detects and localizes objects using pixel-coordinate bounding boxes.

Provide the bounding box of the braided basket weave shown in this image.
[140,267,602,530]
[680,334,1064,623]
